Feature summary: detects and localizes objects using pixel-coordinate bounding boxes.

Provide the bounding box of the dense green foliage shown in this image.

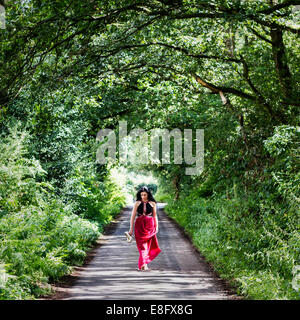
[0,123,125,299]
[160,125,299,299]
[0,1,299,299]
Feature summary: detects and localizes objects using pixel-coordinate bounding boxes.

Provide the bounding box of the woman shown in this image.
[127,186,161,271]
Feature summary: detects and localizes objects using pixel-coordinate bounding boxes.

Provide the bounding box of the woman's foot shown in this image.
[141,264,151,271]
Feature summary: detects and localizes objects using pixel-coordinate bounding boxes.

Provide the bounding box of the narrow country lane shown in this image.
[54,203,239,300]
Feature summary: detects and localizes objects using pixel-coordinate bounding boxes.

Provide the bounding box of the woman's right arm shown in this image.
[129,201,139,234]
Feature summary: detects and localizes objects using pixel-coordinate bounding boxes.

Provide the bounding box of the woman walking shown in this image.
[127,186,161,271]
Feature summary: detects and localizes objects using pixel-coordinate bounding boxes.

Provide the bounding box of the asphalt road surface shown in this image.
[52,203,239,300]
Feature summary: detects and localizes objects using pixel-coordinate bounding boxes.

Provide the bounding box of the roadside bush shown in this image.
[0,123,124,299]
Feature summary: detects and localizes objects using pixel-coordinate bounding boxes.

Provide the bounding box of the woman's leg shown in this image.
[137,241,150,269]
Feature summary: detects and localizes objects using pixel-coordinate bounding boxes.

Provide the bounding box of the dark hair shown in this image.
[136,186,157,203]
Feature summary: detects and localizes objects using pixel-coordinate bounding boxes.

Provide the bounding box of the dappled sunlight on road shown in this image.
[61,204,236,300]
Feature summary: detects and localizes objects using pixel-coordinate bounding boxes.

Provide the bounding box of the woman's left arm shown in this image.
[153,202,158,232]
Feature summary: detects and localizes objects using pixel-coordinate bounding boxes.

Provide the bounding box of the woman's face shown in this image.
[140,191,148,201]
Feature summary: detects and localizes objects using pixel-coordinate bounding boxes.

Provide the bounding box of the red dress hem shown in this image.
[134,214,161,270]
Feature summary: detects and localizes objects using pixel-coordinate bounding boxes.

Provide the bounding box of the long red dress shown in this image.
[134,201,161,270]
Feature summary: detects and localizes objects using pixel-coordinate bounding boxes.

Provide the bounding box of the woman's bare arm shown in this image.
[152,202,158,231]
[129,201,140,234]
